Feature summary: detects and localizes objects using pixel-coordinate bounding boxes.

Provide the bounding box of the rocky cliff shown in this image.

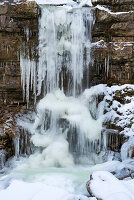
[0,0,38,167]
[91,0,134,85]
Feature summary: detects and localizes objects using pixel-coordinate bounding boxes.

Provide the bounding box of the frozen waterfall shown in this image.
[20,6,94,103]
[19,5,105,166]
[18,85,105,166]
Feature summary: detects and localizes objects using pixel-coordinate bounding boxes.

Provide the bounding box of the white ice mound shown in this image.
[35,89,102,140]
[29,88,103,167]
[29,135,74,167]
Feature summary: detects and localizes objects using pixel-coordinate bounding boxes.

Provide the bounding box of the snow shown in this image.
[89,159,134,179]
[108,84,134,93]
[33,0,92,7]
[0,159,99,200]
[0,180,70,200]
[91,40,107,48]
[1,158,134,200]
[110,42,134,51]
[83,84,106,98]
[1,160,134,200]
[96,5,134,15]
[35,0,76,6]
[0,177,96,200]
[90,160,121,172]
[90,171,134,200]
[78,0,92,7]
[104,84,134,137]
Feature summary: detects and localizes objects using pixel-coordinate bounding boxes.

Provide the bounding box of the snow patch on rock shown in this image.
[96,5,134,15]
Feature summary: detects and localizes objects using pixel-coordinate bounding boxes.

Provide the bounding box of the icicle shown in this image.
[0,150,6,169]
[20,54,36,104]
[107,55,109,77]
[13,137,20,158]
[24,27,30,41]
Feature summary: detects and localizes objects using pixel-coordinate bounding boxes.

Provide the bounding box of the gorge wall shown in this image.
[0,0,38,167]
[0,0,133,167]
[92,0,134,85]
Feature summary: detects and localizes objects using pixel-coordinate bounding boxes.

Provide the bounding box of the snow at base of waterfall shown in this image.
[0,179,93,200]
[0,160,134,200]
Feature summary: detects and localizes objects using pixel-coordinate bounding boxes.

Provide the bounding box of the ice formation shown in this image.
[20,6,93,103]
[25,86,104,167]
[19,3,106,167]
[1,0,134,199]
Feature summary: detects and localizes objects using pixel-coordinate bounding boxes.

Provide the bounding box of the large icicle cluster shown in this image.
[20,6,93,104]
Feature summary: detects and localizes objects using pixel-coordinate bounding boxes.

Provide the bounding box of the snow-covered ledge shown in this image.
[95,5,134,15]
[28,0,93,7]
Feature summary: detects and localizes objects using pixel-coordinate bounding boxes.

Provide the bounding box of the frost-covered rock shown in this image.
[104,84,134,138]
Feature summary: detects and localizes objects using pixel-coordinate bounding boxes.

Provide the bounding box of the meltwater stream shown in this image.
[0,4,108,200]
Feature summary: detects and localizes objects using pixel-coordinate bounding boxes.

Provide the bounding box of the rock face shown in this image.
[0,0,38,168]
[90,0,134,155]
[91,0,134,85]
